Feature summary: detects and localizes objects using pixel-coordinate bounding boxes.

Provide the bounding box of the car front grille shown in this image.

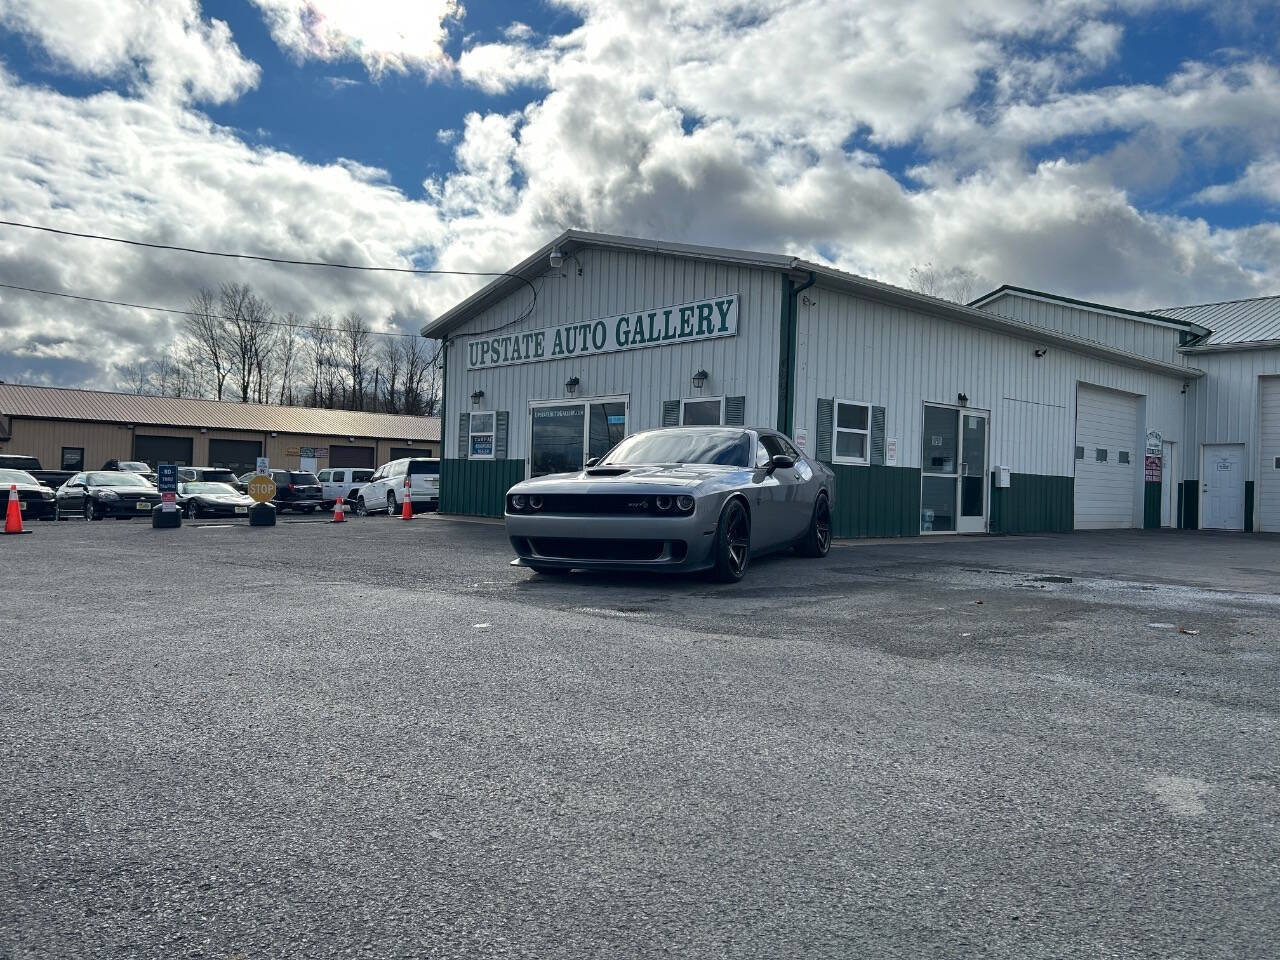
[528,537,669,561]
[533,494,679,515]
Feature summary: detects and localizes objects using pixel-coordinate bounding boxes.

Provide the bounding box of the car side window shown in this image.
[317,471,331,482]
[754,440,771,468]
[390,461,407,477]
[760,434,797,460]
[369,468,384,482]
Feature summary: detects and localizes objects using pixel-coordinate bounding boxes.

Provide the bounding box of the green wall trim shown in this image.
[989,472,1074,534]
[1245,480,1255,532]
[827,463,920,538]
[776,271,814,437]
[441,458,524,517]
[1143,481,1161,529]
[1180,480,1198,529]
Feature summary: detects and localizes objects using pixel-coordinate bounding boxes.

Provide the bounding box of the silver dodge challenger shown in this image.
[505,426,835,581]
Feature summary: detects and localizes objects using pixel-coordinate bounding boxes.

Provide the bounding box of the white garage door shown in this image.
[1261,378,1280,533]
[1075,384,1140,529]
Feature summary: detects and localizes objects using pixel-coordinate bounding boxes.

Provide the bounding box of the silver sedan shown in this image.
[505,426,835,581]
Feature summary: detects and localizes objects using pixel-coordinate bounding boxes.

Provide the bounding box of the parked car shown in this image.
[0,467,57,520]
[317,467,375,509]
[0,454,76,489]
[234,469,323,513]
[177,481,255,519]
[100,459,158,483]
[504,426,834,581]
[178,466,241,484]
[55,471,161,520]
[354,458,440,516]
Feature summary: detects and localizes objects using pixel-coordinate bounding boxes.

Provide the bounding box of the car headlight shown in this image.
[97,490,119,500]
[41,490,54,500]
[676,495,695,513]
[528,495,543,511]
[510,494,527,511]
[655,495,672,512]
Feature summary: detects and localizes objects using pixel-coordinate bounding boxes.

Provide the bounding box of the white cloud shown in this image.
[1193,157,1280,207]
[249,0,461,79]
[0,0,259,103]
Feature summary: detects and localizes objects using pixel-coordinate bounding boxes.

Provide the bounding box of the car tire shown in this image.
[355,497,368,517]
[709,498,750,583]
[86,500,101,521]
[796,494,832,558]
[387,494,397,516]
[302,506,316,514]
[186,502,200,519]
[55,505,67,521]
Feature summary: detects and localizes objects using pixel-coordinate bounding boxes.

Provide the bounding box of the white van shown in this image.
[317,467,375,507]
[354,458,440,516]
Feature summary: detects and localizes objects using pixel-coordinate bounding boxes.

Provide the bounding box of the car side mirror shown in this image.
[585,457,600,468]
[768,454,795,472]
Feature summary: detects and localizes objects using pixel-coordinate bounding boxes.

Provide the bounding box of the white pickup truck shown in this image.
[354,458,440,516]
[317,467,375,508]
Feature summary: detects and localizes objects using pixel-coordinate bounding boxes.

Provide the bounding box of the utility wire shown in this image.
[0,217,540,326]
[0,280,423,340]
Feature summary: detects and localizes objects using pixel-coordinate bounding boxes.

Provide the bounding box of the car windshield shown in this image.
[199,470,237,482]
[0,468,38,485]
[290,472,319,484]
[87,472,151,487]
[602,429,751,467]
[182,482,238,495]
[118,461,151,472]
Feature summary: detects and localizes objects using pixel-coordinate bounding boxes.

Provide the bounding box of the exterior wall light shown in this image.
[471,390,485,406]
[549,246,564,269]
[692,369,709,392]
[1034,348,1047,358]
[957,393,969,407]
[565,376,580,396]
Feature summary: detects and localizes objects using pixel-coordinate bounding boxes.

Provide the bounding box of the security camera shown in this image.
[1034,347,1047,358]
[549,246,564,269]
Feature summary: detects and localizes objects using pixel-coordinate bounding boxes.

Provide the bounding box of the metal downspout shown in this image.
[777,270,816,437]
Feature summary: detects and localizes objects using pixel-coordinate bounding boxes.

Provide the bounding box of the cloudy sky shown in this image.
[0,0,1277,388]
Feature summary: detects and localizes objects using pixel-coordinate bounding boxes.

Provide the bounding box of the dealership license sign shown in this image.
[464,294,739,370]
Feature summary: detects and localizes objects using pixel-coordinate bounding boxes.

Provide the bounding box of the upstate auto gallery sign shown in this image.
[465,295,739,370]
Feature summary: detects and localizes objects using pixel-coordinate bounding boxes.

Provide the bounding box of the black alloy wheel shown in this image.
[186,501,201,519]
[710,498,751,583]
[797,494,832,557]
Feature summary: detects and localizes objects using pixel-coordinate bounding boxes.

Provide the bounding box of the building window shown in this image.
[529,398,628,477]
[1075,445,1085,461]
[469,411,495,460]
[1096,448,1108,462]
[834,400,870,465]
[61,447,84,471]
[680,397,724,425]
[1118,451,1130,465]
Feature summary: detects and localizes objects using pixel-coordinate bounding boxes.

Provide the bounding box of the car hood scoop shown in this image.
[584,467,631,477]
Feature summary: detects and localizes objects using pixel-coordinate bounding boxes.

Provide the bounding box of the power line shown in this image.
[0,217,539,325]
[0,280,423,340]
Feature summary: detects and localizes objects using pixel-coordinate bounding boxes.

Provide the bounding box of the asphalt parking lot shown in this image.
[3,517,1278,959]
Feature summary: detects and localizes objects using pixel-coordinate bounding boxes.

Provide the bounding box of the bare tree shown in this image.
[400,337,438,416]
[302,315,338,408]
[378,336,403,412]
[184,287,230,400]
[118,359,150,395]
[908,261,978,304]
[338,312,372,410]
[275,313,304,405]
[219,283,276,403]
[152,346,188,397]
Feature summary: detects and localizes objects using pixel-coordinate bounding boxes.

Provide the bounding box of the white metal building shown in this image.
[423,233,1211,539]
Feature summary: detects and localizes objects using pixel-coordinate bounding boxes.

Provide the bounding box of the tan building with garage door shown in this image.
[0,383,439,475]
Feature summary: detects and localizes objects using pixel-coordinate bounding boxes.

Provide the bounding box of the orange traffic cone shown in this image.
[401,493,413,521]
[331,496,346,523]
[4,484,30,535]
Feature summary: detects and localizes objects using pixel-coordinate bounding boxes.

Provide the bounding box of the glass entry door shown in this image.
[920,404,989,534]
[530,397,628,477]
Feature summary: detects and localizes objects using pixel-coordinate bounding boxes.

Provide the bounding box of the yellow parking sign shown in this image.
[247,475,277,503]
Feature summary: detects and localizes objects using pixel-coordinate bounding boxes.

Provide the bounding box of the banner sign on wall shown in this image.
[465,295,739,370]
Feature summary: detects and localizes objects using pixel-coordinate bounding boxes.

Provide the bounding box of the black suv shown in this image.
[236,469,323,513]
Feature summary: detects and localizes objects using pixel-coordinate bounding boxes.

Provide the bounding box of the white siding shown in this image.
[793,287,1186,483]
[1074,385,1140,529]
[977,292,1188,366]
[1260,377,1280,533]
[443,247,782,464]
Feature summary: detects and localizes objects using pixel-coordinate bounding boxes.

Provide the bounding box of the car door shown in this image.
[760,433,812,539]
[747,437,787,550]
[60,474,86,514]
[317,470,333,500]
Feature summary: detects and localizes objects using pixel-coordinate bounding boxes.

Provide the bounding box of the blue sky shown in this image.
[0,0,1277,387]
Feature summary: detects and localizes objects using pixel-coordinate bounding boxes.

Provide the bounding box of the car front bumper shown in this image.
[504,509,720,572]
[97,498,163,517]
[16,498,56,519]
